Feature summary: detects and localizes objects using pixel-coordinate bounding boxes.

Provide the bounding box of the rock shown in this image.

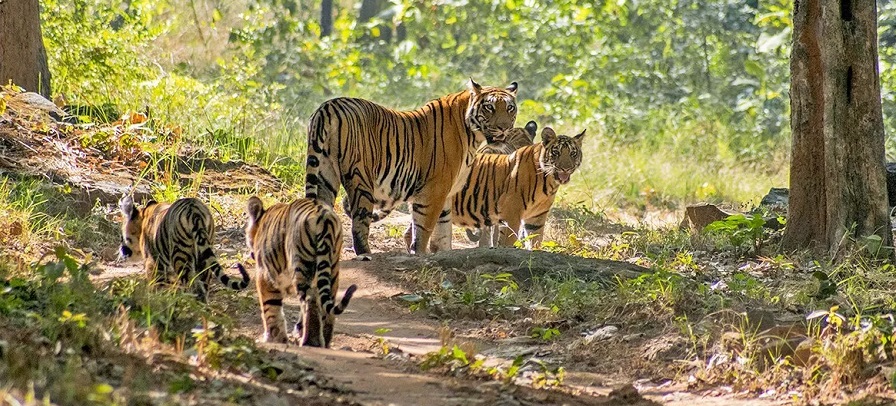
[581,325,618,343]
[679,203,737,232]
[680,203,786,233]
[759,187,789,210]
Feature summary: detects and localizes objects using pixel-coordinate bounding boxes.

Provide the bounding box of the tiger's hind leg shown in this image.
[345,189,375,258]
[409,197,448,255]
[428,206,453,252]
[256,273,288,343]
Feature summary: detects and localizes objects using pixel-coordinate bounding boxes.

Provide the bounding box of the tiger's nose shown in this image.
[120,245,133,258]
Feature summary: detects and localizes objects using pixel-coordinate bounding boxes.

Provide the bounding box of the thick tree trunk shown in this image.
[321,0,334,37]
[359,0,392,42]
[0,0,51,98]
[784,0,892,257]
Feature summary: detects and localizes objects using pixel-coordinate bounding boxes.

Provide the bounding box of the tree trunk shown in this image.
[320,0,333,37]
[784,0,892,257]
[0,0,51,98]
[359,0,391,42]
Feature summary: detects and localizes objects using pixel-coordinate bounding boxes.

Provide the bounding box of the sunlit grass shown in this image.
[556,135,789,213]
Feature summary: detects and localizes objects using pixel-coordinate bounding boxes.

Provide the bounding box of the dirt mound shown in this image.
[0,87,281,213]
[365,248,651,285]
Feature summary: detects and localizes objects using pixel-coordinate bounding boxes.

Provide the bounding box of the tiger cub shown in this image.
[477,120,537,155]
[242,196,357,347]
[444,127,586,249]
[466,120,537,245]
[118,197,250,301]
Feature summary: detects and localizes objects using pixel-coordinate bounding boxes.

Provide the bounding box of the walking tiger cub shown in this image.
[241,196,357,347]
[438,126,586,249]
[118,197,250,302]
[305,79,518,257]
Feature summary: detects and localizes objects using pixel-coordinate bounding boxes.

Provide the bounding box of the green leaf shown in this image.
[744,60,765,81]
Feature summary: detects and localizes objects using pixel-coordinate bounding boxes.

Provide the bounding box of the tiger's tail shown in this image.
[304,105,340,206]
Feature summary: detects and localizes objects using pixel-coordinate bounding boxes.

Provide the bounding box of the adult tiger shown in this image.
[439,127,586,249]
[241,196,357,347]
[118,197,250,302]
[304,79,519,256]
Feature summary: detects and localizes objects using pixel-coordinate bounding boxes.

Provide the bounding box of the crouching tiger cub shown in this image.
[118,197,251,301]
[241,197,357,347]
[441,127,586,249]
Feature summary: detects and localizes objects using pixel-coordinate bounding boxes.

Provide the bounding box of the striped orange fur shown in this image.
[304,79,518,256]
[241,196,356,347]
[118,197,250,302]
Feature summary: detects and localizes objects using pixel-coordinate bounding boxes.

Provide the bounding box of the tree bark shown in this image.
[0,0,51,98]
[784,0,892,257]
[320,0,334,37]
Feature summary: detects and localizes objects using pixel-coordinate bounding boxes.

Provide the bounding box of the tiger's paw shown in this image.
[355,254,372,261]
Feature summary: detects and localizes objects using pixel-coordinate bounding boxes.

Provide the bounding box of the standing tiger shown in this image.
[466,120,538,245]
[304,79,518,257]
[118,197,250,302]
[438,127,586,249]
[241,196,357,347]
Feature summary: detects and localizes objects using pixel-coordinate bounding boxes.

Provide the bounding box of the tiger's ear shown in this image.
[524,120,537,140]
[541,127,557,144]
[119,196,138,220]
[573,129,586,144]
[246,196,265,225]
[506,81,518,95]
[468,78,482,96]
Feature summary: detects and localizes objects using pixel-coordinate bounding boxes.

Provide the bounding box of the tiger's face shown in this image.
[539,127,586,185]
[118,197,157,259]
[466,78,518,144]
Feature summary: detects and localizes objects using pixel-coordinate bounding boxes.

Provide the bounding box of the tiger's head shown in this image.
[244,196,266,259]
[539,127,586,185]
[118,196,158,259]
[507,120,537,150]
[477,120,537,154]
[466,78,519,144]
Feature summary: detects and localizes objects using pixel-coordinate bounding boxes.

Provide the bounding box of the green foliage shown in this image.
[705,214,768,253]
[529,326,561,341]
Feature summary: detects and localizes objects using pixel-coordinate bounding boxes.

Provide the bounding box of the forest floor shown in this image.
[95,207,783,406]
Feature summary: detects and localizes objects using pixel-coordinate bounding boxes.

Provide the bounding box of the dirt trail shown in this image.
[95,211,785,406]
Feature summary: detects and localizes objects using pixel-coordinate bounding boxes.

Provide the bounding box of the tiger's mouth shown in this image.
[554,171,572,185]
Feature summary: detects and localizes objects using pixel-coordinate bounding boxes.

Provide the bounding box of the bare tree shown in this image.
[0,0,51,97]
[784,0,892,257]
